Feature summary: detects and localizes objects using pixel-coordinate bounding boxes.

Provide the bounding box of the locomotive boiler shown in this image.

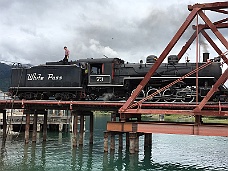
[9,54,228,102]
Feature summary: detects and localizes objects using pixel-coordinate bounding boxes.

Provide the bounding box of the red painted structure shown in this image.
[119,2,228,116]
[114,1,228,137]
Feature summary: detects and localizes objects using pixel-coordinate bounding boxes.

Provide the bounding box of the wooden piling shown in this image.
[126,132,129,147]
[32,110,38,143]
[43,110,47,141]
[129,132,136,154]
[144,133,152,147]
[25,110,30,144]
[59,123,63,132]
[110,132,115,151]
[148,133,152,146]
[2,110,7,142]
[72,111,78,147]
[135,133,139,152]
[144,133,149,147]
[104,131,109,152]
[118,133,123,149]
[89,112,94,144]
[79,114,84,145]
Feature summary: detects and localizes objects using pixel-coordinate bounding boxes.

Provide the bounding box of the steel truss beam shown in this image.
[120,2,228,115]
[119,8,200,112]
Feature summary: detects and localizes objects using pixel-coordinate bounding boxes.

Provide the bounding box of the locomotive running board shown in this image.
[123,76,215,80]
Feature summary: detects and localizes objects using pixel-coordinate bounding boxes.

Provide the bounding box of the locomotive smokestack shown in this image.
[203,53,209,62]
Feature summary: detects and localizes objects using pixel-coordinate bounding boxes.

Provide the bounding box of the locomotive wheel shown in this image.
[131,89,145,101]
[34,93,42,100]
[24,92,34,100]
[162,89,176,102]
[146,88,161,102]
[41,93,49,100]
[55,93,62,100]
[179,88,195,103]
[63,93,70,101]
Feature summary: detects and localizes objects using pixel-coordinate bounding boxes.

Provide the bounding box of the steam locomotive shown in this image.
[9,54,228,102]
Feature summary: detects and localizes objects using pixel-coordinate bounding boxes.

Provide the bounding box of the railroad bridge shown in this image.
[1,2,228,154]
[0,100,228,152]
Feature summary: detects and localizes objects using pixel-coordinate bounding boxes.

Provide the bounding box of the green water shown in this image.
[0,115,227,171]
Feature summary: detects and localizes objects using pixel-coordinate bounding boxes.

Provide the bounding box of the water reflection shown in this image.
[141,146,153,169]
[102,150,140,171]
[0,142,6,170]
[0,115,227,171]
[41,142,46,170]
[71,146,77,171]
[100,144,228,171]
[22,144,29,170]
[87,145,93,171]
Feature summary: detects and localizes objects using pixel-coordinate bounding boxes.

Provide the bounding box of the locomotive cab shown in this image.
[83,58,121,86]
[76,57,124,100]
[89,62,112,84]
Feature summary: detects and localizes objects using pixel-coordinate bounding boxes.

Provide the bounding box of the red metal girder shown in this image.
[122,109,228,116]
[213,18,228,25]
[1,100,228,110]
[192,23,228,30]
[210,9,228,14]
[201,30,228,65]
[136,123,228,136]
[119,8,200,112]
[135,103,228,110]
[194,68,228,112]
[178,29,200,59]
[198,10,228,49]
[188,2,228,11]
[106,121,228,137]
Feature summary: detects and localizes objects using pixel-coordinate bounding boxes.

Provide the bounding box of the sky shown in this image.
[0,1,227,67]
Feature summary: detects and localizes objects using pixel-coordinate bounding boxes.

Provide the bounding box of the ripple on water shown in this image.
[0,116,227,171]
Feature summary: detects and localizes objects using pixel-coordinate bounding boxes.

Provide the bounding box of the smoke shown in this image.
[101,93,115,101]
[199,34,209,53]
[89,39,118,58]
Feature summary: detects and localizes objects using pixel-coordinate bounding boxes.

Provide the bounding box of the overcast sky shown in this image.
[0,0,227,66]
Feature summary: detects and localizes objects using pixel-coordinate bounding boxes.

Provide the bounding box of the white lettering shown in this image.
[27,73,62,81]
[27,73,44,81]
[48,73,63,80]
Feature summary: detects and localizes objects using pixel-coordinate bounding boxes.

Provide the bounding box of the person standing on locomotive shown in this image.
[63,46,70,64]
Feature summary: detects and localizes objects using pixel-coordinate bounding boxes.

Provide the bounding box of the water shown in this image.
[0,115,228,171]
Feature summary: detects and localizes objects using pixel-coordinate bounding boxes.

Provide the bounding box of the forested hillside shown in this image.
[0,63,11,92]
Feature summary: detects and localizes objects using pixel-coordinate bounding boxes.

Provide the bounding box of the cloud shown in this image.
[0,0,226,65]
[89,39,118,58]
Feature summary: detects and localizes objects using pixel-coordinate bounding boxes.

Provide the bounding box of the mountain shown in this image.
[0,63,11,92]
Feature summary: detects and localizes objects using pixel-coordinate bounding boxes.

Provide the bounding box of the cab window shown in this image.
[90,63,102,74]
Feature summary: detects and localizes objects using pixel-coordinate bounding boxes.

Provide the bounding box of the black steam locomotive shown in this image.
[9,54,228,102]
